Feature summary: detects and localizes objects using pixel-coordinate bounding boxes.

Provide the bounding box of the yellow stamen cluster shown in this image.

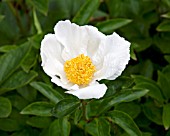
[64,54,96,85]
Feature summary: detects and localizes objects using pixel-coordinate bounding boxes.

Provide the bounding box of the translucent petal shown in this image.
[66,83,107,99]
[54,20,88,60]
[94,32,130,81]
[40,34,68,83]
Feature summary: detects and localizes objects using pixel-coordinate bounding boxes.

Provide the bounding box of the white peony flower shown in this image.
[40,20,130,99]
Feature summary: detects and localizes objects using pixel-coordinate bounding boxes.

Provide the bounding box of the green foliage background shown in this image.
[0,0,170,135]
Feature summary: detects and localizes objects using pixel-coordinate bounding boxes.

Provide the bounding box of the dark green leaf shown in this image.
[8,94,29,111]
[164,55,170,64]
[84,117,111,136]
[74,108,83,124]
[134,82,164,103]
[0,70,38,94]
[27,0,49,15]
[108,110,142,136]
[17,85,37,102]
[98,89,148,115]
[142,132,152,136]
[21,47,38,72]
[0,42,31,84]
[11,128,39,136]
[0,15,4,22]
[163,104,170,130]
[0,97,12,118]
[28,34,44,49]
[0,45,17,53]
[21,102,54,116]
[130,45,137,61]
[52,98,80,118]
[143,101,162,125]
[96,18,132,33]
[158,71,170,100]
[49,117,71,136]
[132,75,164,102]
[115,102,141,119]
[162,65,170,76]
[102,76,134,97]
[131,38,152,52]
[72,0,99,25]
[154,35,170,54]
[30,82,63,104]
[85,120,98,136]
[157,20,170,32]
[26,116,52,128]
[0,119,21,132]
[161,12,170,18]
[97,118,110,136]
[33,9,42,34]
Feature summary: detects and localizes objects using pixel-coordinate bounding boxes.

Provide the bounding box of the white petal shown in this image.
[40,34,68,83]
[66,83,107,99]
[83,25,105,58]
[51,76,78,90]
[54,20,88,60]
[94,32,130,81]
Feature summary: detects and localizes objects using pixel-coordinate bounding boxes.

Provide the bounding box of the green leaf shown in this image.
[8,94,29,111]
[0,45,17,53]
[157,71,170,100]
[30,82,63,104]
[97,118,110,136]
[0,97,12,118]
[17,85,37,102]
[102,76,134,97]
[163,104,170,130]
[98,89,149,115]
[33,9,42,34]
[130,45,137,61]
[162,65,170,77]
[21,47,38,73]
[108,110,142,136]
[28,34,44,49]
[72,0,99,25]
[157,20,170,32]
[132,75,164,102]
[0,70,38,94]
[154,35,170,54]
[85,117,110,136]
[27,0,49,15]
[74,108,83,125]
[52,98,80,118]
[49,117,71,136]
[96,18,132,33]
[134,82,164,103]
[26,116,52,128]
[161,12,170,19]
[0,15,4,22]
[164,55,170,64]
[0,119,21,132]
[21,102,54,116]
[143,101,162,125]
[11,128,39,136]
[105,0,141,17]
[131,38,152,52]
[115,102,141,119]
[0,42,31,84]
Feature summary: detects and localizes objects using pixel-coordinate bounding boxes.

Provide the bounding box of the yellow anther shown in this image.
[64,54,96,85]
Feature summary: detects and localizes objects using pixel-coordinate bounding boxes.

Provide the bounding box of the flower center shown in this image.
[64,54,96,85]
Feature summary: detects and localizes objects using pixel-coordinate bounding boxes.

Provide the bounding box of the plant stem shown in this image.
[7,1,25,34]
[81,100,88,121]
